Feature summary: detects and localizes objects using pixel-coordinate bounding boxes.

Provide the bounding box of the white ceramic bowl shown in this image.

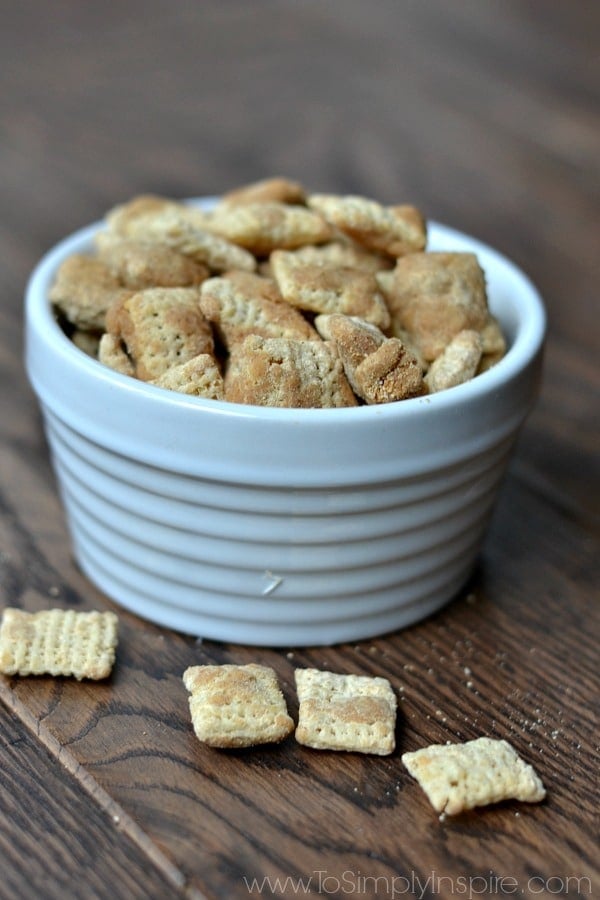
[25,199,546,646]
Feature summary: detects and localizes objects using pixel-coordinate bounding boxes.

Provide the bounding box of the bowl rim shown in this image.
[25,197,546,425]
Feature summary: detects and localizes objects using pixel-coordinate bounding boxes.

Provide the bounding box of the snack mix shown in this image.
[51,177,506,408]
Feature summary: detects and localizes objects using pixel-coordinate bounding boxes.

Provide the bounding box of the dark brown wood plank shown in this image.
[0,705,189,900]
[0,1,598,898]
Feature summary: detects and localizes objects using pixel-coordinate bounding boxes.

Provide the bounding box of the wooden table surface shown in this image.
[1,2,598,898]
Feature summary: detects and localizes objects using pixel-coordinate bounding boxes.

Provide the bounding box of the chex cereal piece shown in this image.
[183,663,294,748]
[106,202,257,273]
[105,287,214,381]
[307,193,427,258]
[98,332,135,376]
[424,329,483,393]
[294,668,396,755]
[218,176,307,208]
[200,271,319,349]
[205,202,333,255]
[315,314,424,403]
[279,239,394,274]
[0,608,118,681]
[402,737,546,816]
[388,252,489,362]
[477,313,507,373]
[224,335,358,408]
[270,251,391,330]
[97,237,209,289]
[49,255,131,331]
[105,193,182,231]
[151,353,224,399]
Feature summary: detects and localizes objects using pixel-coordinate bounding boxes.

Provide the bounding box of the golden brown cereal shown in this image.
[200,271,319,349]
[224,335,358,408]
[98,332,135,376]
[270,251,391,330]
[151,354,224,399]
[294,668,397,755]
[183,663,294,748]
[424,329,483,393]
[105,194,182,232]
[107,202,257,273]
[49,254,131,331]
[105,287,214,381]
[402,737,546,815]
[388,252,489,362]
[219,176,307,208]
[97,237,209,289]
[307,193,427,258]
[205,202,333,255]
[0,608,118,681]
[315,314,424,403]
[279,239,394,274]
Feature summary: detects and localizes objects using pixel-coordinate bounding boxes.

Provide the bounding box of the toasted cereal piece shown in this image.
[105,203,256,273]
[307,193,427,258]
[183,663,294,748]
[151,353,224,399]
[0,608,118,681]
[480,314,507,357]
[104,287,214,381]
[279,240,394,274]
[97,237,209,289]
[388,252,489,362]
[71,329,101,358]
[477,351,505,374]
[200,271,319,349]
[294,668,397,755]
[315,314,424,403]
[205,202,333,255]
[49,255,130,331]
[218,176,307,208]
[224,335,358,408]
[98,332,135,377]
[270,251,391,330]
[425,329,483,393]
[105,193,182,232]
[401,737,546,816]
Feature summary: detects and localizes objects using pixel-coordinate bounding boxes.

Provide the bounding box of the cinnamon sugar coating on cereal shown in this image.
[425,329,483,393]
[200,271,319,349]
[50,254,131,331]
[218,176,307,208]
[270,251,391,330]
[316,314,424,404]
[205,202,333,255]
[278,239,394,274]
[388,252,489,362]
[307,193,427,258]
[98,332,135,377]
[224,335,358,408]
[105,287,214,381]
[151,354,224,399]
[106,198,257,273]
[97,237,209,289]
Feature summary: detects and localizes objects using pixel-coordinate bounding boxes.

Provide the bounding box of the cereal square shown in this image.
[183,664,294,748]
[401,737,546,815]
[294,668,397,755]
[0,608,119,681]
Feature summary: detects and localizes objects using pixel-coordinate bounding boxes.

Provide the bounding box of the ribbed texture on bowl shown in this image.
[25,208,546,645]
[43,406,512,643]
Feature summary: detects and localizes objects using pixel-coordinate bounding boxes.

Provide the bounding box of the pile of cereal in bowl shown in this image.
[49,177,506,408]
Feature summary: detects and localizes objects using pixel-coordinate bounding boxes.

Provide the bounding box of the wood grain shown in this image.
[1,1,598,898]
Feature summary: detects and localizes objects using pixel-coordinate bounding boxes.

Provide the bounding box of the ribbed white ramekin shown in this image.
[25,201,545,645]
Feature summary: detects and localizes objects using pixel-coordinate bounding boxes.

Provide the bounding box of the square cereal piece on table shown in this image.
[294,668,397,755]
[0,608,119,681]
[401,737,546,816]
[183,663,294,749]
